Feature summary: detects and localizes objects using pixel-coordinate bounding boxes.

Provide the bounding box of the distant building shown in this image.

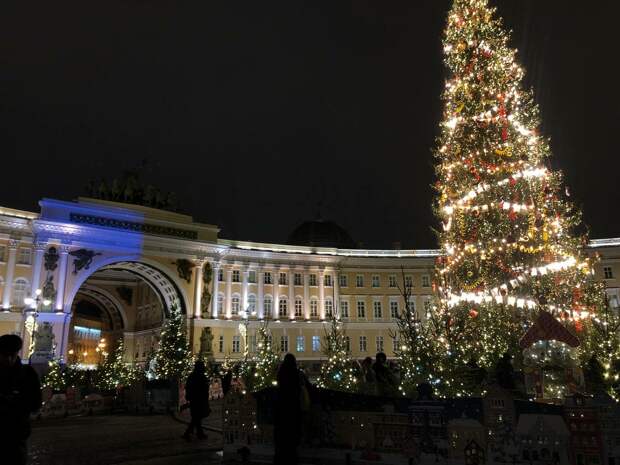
[0,196,618,369]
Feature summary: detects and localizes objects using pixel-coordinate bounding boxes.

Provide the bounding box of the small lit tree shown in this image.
[42,358,68,391]
[251,322,280,391]
[152,307,194,381]
[317,317,358,392]
[389,268,439,396]
[94,338,136,391]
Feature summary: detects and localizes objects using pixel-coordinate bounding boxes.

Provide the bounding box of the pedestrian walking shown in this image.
[182,360,210,440]
[0,334,41,465]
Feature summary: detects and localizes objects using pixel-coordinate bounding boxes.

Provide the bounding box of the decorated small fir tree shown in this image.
[433,0,611,394]
[42,358,68,391]
[95,338,136,391]
[317,317,358,392]
[251,323,279,391]
[152,307,194,381]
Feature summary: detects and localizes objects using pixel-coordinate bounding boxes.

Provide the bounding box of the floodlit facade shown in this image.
[0,197,618,368]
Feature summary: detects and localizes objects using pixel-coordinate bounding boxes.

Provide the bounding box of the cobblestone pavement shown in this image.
[29,413,223,465]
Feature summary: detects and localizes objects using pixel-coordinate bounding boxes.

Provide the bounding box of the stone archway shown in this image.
[61,257,191,364]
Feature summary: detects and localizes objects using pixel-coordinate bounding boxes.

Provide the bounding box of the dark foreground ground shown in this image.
[29,411,222,465]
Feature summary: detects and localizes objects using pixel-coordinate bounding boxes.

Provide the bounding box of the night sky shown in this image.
[2,1,619,249]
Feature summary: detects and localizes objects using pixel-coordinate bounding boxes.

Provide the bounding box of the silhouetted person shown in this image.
[360,356,376,395]
[222,369,233,396]
[373,352,397,397]
[182,360,210,440]
[495,352,515,390]
[274,353,302,465]
[0,335,41,465]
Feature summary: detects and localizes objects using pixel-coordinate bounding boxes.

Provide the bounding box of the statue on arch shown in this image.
[199,327,214,361]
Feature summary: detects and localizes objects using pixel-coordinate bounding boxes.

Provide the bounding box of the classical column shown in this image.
[194,261,203,319]
[272,268,279,320]
[318,269,325,320]
[288,270,295,319]
[225,268,232,318]
[303,271,310,319]
[31,242,46,294]
[55,246,70,312]
[1,240,18,310]
[257,269,265,319]
[211,262,220,318]
[242,268,249,314]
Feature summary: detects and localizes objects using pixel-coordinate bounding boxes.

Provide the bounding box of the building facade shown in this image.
[0,197,619,367]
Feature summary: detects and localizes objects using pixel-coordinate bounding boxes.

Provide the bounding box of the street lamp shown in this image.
[23,288,52,363]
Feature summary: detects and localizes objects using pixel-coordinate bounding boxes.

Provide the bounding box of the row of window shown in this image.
[216,269,431,288]
[0,246,32,265]
[218,334,393,354]
[216,294,431,318]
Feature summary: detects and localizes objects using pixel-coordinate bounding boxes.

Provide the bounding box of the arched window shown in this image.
[247,294,257,315]
[12,278,30,308]
[310,299,318,318]
[278,297,288,317]
[264,296,273,315]
[295,298,303,317]
[231,295,240,315]
[217,293,224,314]
[325,299,333,318]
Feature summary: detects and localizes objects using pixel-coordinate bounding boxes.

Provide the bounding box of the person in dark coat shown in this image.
[182,360,210,440]
[373,352,397,397]
[0,334,41,465]
[273,353,302,465]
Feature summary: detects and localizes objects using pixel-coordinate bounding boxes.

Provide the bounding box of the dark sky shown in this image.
[2,1,619,248]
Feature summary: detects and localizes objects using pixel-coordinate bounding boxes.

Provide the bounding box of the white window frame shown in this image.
[295,298,303,317]
[309,274,317,286]
[247,294,257,314]
[217,293,224,314]
[357,300,366,319]
[264,272,273,284]
[390,300,399,318]
[279,272,287,285]
[359,335,367,352]
[373,300,383,319]
[231,295,240,315]
[345,336,351,352]
[248,271,257,283]
[280,335,288,353]
[388,275,397,288]
[294,273,303,286]
[312,335,320,352]
[604,266,614,279]
[296,335,305,352]
[339,274,348,288]
[324,275,333,287]
[310,299,319,317]
[218,269,224,281]
[17,248,31,266]
[421,275,430,288]
[232,270,240,282]
[356,274,364,288]
[278,297,288,317]
[376,335,384,353]
[372,275,380,288]
[325,299,333,318]
[340,300,349,318]
[264,296,273,315]
[405,275,413,289]
[0,246,5,262]
[232,335,241,353]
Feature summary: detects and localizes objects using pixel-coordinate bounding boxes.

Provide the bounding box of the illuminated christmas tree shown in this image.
[152,307,194,381]
[95,338,136,391]
[251,323,280,391]
[42,358,68,391]
[389,271,440,396]
[317,317,358,392]
[434,0,610,392]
